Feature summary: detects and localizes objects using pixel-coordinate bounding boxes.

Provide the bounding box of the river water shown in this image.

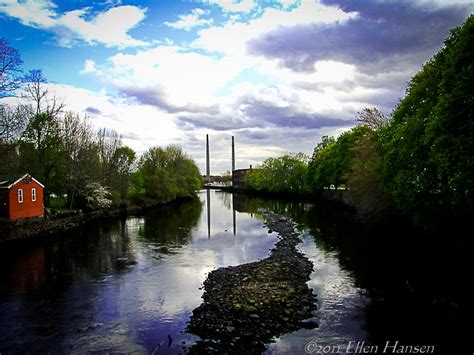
[0,190,471,354]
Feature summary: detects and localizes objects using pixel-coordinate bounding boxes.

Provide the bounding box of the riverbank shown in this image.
[207,186,464,232]
[0,197,192,244]
[186,209,317,354]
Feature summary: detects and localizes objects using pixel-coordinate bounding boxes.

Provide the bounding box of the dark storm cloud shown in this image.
[84,106,102,115]
[177,114,248,131]
[121,131,140,140]
[239,129,270,140]
[237,96,353,129]
[176,95,352,131]
[247,0,472,74]
[118,85,220,114]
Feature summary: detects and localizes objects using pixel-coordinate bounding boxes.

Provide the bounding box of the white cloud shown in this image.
[207,0,256,14]
[0,0,147,47]
[41,83,182,153]
[193,1,356,56]
[86,44,244,108]
[76,1,369,173]
[0,0,57,28]
[163,8,213,31]
[75,0,437,173]
[81,59,98,75]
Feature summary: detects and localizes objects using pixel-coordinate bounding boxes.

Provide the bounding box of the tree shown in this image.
[0,104,28,143]
[20,112,62,204]
[245,153,310,194]
[97,128,123,185]
[136,145,201,201]
[0,105,29,175]
[111,145,136,200]
[22,69,64,118]
[222,171,232,186]
[0,38,23,98]
[61,112,101,207]
[81,182,112,210]
[308,126,368,190]
[356,107,388,130]
[346,133,392,220]
[379,15,474,218]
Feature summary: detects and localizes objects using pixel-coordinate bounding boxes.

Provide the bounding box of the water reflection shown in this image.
[2,190,470,354]
[6,248,45,294]
[231,192,473,354]
[207,188,211,237]
[0,190,278,353]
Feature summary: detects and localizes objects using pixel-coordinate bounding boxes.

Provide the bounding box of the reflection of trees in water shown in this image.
[139,197,203,246]
[232,192,312,231]
[233,191,473,354]
[0,247,46,294]
[46,217,136,279]
[0,218,138,352]
[214,190,232,210]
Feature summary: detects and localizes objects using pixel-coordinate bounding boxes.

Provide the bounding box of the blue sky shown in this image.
[1,0,472,173]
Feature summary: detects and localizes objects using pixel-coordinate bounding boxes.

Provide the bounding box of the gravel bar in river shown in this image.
[186,209,318,354]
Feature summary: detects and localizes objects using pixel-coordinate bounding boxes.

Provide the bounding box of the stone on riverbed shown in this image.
[186,210,317,354]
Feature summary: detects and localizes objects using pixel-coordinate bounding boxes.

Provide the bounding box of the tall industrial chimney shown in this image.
[231,136,235,172]
[206,134,210,183]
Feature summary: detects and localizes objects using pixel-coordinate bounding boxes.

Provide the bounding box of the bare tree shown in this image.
[22,69,64,118]
[0,105,29,175]
[61,112,99,207]
[0,38,23,98]
[97,128,123,184]
[356,107,388,130]
[0,104,27,143]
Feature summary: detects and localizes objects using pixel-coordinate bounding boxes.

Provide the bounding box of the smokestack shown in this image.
[206,134,210,183]
[231,136,235,172]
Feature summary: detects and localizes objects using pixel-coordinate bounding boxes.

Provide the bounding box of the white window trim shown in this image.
[18,188,23,203]
[32,188,36,202]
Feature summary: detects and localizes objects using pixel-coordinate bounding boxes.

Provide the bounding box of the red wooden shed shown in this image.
[0,174,44,221]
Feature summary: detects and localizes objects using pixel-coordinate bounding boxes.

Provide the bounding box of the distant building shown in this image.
[202,175,224,185]
[232,166,253,188]
[0,174,44,220]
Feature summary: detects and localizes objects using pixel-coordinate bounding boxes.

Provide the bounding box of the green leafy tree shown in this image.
[308,126,368,190]
[112,145,136,200]
[20,112,62,203]
[379,15,474,218]
[222,171,232,186]
[346,133,392,220]
[344,108,393,220]
[136,145,201,201]
[245,153,309,194]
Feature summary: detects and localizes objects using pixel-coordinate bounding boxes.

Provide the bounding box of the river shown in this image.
[0,190,471,354]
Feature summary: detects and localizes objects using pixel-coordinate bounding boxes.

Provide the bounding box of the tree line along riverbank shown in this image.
[243,16,473,228]
[1,37,202,212]
[2,16,473,234]
[0,196,199,243]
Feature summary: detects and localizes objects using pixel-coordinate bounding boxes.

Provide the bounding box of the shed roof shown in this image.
[0,173,45,189]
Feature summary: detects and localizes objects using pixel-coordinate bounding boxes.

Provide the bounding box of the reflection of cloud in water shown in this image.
[125,193,278,321]
[0,190,279,353]
[267,232,369,353]
[68,190,277,352]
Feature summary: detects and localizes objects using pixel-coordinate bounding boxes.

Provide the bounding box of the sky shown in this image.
[0,0,472,174]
